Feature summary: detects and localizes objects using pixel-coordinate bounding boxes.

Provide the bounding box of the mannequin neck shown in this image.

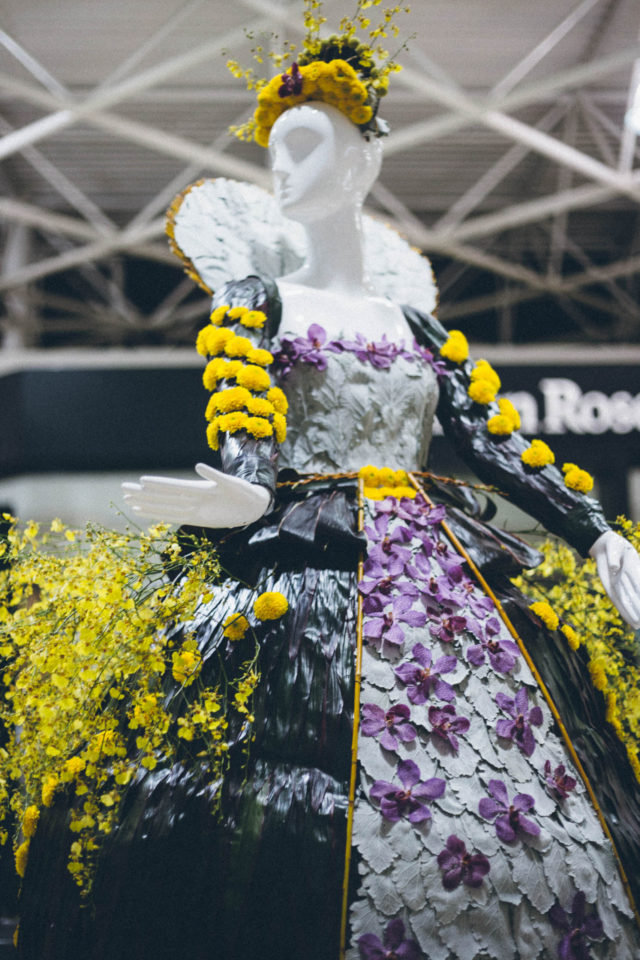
[280,205,370,296]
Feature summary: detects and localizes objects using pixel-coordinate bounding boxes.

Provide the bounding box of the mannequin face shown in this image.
[269,102,380,222]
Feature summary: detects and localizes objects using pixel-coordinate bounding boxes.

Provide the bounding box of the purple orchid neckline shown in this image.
[273,323,448,378]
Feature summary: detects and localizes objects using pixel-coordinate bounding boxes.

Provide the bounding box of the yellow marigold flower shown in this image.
[359,465,381,487]
[468,379,497,405]
[486,414,513,436]
[273,412,287,444]
[529,600,559,632]
[497,396,521,430]
[589,656,608,691]
[206,386,252,418]
[227,306,249,321]
[22,805,39,838]
[217,411,249,434]
[196,326,212,357]
[224,335,253,358]
[246,397,274,417]
[206,327,235,356]
[247,347,274,367]
[378,467,395,486]
[440,330,468,364]
[349,104,374,124]
[240,310,267,329]
[562,463,594,494]
[15,840,29,878]
[393,486,417,500]
[255,126,271,148]
[393,469,410,486]
[209,304,229,326]
[521,439,555,469]
[223,613,249,641]
[363,486,384,500]
[253,591,289,621]
[171,644,202,686]
[41,774,59,807]
[202,357,230,390]
[471,359,501,392]
[206,420,220,451]
[236,364,271,392]
[561,623,581,651]
[245,416,273,439]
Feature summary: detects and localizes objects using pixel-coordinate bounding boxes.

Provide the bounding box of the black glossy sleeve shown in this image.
[404,306,610,557]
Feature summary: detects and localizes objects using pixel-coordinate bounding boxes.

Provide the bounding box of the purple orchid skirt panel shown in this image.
[347,491,640,960]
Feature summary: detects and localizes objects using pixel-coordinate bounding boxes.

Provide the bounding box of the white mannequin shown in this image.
[122,102,640,628]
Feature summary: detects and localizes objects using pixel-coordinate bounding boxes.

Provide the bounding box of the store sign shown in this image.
[508,378,640,436]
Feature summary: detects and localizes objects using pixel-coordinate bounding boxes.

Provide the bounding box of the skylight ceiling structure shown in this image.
[1,0,639,348]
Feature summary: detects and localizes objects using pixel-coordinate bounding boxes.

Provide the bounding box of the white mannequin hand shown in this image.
[122,463,271,529]
[589,530,640,629]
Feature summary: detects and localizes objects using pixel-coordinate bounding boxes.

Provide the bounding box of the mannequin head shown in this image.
[269,102,382,223]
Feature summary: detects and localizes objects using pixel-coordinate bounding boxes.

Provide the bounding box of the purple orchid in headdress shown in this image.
[428,704,470,752]
[394,643,457,704]
[544,760,577,801]
[358,917,420,960]
[548,891,604,960]
[361,703,417,753]
[466,616,520,674]
[479,779,540,843]
[278,62,304,97]
[495,687,543,757]
[437,835,490,890]
[370,758,445,823]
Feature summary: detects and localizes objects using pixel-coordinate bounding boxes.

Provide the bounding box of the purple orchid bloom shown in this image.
[434,541,465,584]
[544,760,577,800]
[495,687,543,757]
[467,617,520,674]
[363,595,427,649]
[361,703,417,753]
[405,549,434,580]
[428,704,470,752]
[412,338,450,377]
[366,518,414,577]
[549,891,604,960]
[425,604,469,644]
[437,835,490,890]
[394,643,457,704]
[370,758,445,823]
[359,571,419,601]
[479,779,540,843]
[422,577,461,608]
[278,61,304,97]
[466,590,497,619]
[358,917,421,960]
[335,332,399,369]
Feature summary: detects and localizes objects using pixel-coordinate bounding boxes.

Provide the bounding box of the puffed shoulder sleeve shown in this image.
[196,275,287,500]
[404,306,610,557]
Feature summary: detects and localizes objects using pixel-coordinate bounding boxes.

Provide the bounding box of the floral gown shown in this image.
[17,275,640,960]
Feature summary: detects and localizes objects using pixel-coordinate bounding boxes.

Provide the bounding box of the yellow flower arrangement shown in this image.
[245,416,274,440]
[206,420,220,451]
[241,310,267,329]
[487,397,521,436]
[562,463,594,494]
[245,397,274,417]
[227,306,249,322]
[224,335,254,358]
[560,623,581,651]
[247,347,274,367]
[471,359,500,392]
[267,387,289,415]
[439,330,468,364]
[273,412,287,443]
[358,464,416,500]
[223,613,250,641]
[529,600,559,632]
[21,805,39,839]
[15,840,29,878]
[206,386,253,420]
[521,438,555,469]
[209,304,230,326]
[171,641,202,686]
[468,379,497,405]
[216,411,250,434]
[236,364,272,392]
[203,326,235,357]
[253,591,289,621]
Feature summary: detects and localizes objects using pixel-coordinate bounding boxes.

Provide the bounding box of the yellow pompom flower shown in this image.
[253,591,289,621]
[588,656,608,692]
[241,310,267,329]
[267,387,289,415]
[205,327,235,356]
[222,613,249,641]
[468,379,497,405]
[529,600,559,632]
[22,805,40,839]
[471,360,501,393]
[41,774,59,808]
[562,463,594,494]
[209,305,229,326]
[521,439,555,469]
[236,364,271,392]
[349,104,374,124]
[224,335,254,358]
[206,420,220,451]
[273,412,287,443]
[363,487,384,500]
[378,467,395,486]
[217,411,249,434]
[227,306,249,322]
[561,623,581,651]
[440,330,469,364]
[195,326,213,357]
[498,397,520,430]
[486,414,513,436]
[245,416,273,440]
[247,347,274,367]
[359,465,381,487]
[206,386,253,420]
[202,358,229,390]
[15,840,29,878]
[246,397,274,417]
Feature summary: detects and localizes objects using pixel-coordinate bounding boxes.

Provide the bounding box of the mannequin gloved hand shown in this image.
[122,463,271,529]
[589,529,640,629]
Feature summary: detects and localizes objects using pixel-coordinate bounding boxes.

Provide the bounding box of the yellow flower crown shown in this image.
[228,0,411,147]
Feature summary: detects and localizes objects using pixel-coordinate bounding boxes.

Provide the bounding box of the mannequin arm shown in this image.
[589,530,640,629]
[122,463,271,528]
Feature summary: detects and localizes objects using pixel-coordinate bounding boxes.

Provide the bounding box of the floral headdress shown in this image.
[227,0,411,147]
